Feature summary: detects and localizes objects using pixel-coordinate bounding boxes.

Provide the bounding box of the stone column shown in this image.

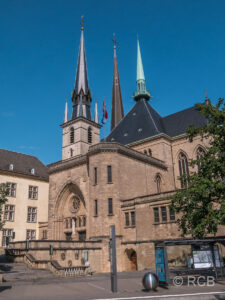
[72,218,76,239]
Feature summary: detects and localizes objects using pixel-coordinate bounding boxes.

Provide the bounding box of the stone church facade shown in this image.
[8,24,224,274]
[42,23,222,273]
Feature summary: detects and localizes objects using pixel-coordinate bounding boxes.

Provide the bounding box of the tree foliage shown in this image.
[171,98,225,239]
[0,183,8,230]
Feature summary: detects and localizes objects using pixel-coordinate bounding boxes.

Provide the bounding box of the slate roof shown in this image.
[106,99,207,145]
[0,149,48,181]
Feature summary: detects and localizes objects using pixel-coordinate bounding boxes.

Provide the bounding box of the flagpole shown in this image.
[104,122,106,141]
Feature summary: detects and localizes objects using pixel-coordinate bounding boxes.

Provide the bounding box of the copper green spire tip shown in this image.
[137,39,145,81]
[134,38,151,101]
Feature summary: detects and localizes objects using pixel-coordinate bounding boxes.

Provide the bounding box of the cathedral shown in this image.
[8,24,225,275]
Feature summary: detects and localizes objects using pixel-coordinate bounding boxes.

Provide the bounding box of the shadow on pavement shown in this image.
[214,296,225,300]
[0,285,12,293]
[141,288,158,293]
[0,263,13,272]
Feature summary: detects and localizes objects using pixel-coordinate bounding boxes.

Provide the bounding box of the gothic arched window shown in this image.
[156,174,161,193]
[178,152,189,188]
[148,149,152,157]
[196,147,206,171]
[70,127,74,144]
[70,148,73,157]
[88,127,92,144]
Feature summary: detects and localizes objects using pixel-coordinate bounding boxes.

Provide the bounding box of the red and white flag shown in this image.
[101,100,108,124]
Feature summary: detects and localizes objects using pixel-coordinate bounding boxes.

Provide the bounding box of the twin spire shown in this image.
[71,23,92,121]
[110,41,124,131]
[134,39,151,101]
[64,20,150,131]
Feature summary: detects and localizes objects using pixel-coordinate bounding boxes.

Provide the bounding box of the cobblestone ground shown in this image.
[0,261,225,300]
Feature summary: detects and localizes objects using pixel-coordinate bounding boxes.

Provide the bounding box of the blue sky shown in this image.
[1,0,225,164]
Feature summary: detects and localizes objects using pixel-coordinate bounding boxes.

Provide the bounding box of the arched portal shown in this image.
[124,248,137,271]
[54,182,87,241]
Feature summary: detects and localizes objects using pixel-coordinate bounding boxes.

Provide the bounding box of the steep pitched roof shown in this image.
[0,149,48,181]
[106,99,207,145]
[163,106,207,137]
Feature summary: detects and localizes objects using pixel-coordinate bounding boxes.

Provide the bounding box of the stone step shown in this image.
[0,262,53,283]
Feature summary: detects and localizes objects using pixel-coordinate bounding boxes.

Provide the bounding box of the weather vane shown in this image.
[80,15,85,30]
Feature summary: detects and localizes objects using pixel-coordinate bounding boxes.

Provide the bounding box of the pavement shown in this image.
[0,262,225,300]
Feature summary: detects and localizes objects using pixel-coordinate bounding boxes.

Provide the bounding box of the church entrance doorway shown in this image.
[125,249,137,271]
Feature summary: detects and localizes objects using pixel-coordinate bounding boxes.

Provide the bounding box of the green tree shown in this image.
[0,183,8,230]
[171,98,225,239]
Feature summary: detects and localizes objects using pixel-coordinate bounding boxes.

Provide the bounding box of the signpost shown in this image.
[109,225,117,293]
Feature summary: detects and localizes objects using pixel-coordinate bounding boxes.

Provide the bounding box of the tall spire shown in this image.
[64,99,68,123]
[110,38,124,131]
[134,39,151,101]
[94,100,99,124]
[72,17,92,120]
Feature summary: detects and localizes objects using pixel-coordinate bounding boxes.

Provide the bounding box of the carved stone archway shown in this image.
[124,248,137,271]
[53,182,86,241]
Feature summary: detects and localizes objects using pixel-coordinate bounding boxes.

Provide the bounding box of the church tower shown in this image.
[110,40,124,131]
[61,22,101,160]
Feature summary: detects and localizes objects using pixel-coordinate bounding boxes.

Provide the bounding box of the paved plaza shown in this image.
[0,262,225,300]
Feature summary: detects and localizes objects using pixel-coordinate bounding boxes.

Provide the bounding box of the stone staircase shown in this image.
[6,250,90,277]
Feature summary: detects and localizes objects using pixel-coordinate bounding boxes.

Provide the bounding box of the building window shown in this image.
[70,127,74,144]
[178,152,189,188]
[70,218,72,228]
[153,207,159,223]
[83,216,86,227]
[107,165,112,183]
[4,205,15,221]
[94,200,98,216]
[42,230,47,240]
[131,211,135,226]
[125,212,129,227]
[27,207,37,223]
[94,167,98,185]
[144,150,147,155]
[6,182,16,197]
[169,207,175,221]
[161,206,167,222]
[2,229,13,247]
[156,175,161,193]
[108,198,113,215]
[79,217,82,227]
[65,219,69,229]
[28,186,38,200]
[148,149,152,156]
[196,147,205,171]
[88,127,92,144]
[70,148,73,157]
[26,230,36,240]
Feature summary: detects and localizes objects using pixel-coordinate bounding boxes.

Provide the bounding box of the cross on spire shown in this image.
[80,15,85,30]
